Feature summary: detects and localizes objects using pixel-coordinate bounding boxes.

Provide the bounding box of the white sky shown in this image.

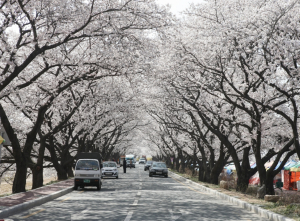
[156,0,205,15]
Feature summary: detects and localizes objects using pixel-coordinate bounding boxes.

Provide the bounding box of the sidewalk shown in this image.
[0,179,74,219]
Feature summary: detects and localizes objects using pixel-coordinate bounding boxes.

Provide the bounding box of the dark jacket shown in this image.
[123,159,127,168]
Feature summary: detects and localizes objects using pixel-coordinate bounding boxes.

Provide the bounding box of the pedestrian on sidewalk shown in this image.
[123,159,127,173]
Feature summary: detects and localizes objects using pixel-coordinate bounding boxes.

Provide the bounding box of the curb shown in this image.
[0,185,73,219]
[169,171,294,221]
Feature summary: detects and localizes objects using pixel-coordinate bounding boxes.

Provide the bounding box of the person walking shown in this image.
[123,159,127,173]
[130,159,132,169]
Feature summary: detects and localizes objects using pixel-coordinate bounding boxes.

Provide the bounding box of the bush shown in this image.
[277,192,300,206]
[246,185,259,196]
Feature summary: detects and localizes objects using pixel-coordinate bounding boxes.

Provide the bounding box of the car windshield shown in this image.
[76,160,99,170]
[152,163,167,168]
[103,162,116,168]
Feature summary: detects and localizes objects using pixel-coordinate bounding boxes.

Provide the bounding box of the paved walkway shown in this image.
[0,179,74,219]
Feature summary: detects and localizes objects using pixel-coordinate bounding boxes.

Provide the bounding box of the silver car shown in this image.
[149,162,168,178]
[101,161,119,179]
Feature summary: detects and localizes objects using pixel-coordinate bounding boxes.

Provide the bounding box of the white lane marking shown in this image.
[71,207,90,220]
[137,192,141,196]
[179,209,191,215]
[168,209,181,221]
[132,199,138,205]
[139,183,142,185]
[124,211,133,221]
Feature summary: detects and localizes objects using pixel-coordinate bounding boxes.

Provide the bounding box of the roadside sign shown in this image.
[0,136,4,144]
[0,125,11,146]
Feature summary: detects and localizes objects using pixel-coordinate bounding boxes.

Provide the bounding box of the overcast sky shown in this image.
[156,0,205,15]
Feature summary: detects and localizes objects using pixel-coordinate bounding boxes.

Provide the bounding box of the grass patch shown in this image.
[0,193,11,197]
[44,180,59,186]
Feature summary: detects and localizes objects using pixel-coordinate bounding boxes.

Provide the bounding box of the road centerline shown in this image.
[22,209,45,219]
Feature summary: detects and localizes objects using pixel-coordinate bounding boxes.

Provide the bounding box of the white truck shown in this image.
[74,153,103,190]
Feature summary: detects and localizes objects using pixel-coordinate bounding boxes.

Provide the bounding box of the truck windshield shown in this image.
[76,160,99,170]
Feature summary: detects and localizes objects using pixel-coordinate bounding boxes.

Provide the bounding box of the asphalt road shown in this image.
[7,164,268,221]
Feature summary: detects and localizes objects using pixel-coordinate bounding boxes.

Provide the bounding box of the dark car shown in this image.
[149,162,168,178]
[126,160,135,168]
[144,161,153,171]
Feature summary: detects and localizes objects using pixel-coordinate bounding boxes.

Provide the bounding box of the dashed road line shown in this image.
[59,197,71,203]
[132,199,138,205]
[22,209,45,219]
[124,211,133,221]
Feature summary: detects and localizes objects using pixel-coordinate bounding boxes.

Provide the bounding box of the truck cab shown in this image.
[74,153,103,190]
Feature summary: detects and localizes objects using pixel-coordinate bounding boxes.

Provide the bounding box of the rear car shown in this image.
[144,161,153,171]
[102,161,119,178]
[149,162,168,178]
[139,158,146,164]
[126,160,135,168]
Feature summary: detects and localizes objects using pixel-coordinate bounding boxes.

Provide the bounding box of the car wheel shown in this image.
[80,186,84,189]
[149,173,152,177]
[97,184,101,190]
[116,176,118,179]
[165,175,168,178]
[74,185,78,190]
[144,169,146,171]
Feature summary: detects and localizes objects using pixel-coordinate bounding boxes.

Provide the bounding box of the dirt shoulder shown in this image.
[0,176,57,197]
[170,170,300,221]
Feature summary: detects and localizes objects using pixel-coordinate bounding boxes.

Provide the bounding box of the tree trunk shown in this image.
[236,147,251,192]
[265,172,275,195]
[31,165,44,189]
[210,150,228,185]
[32,137,46,189]
[67,166,74,177]
[236,172,249,192]
[198,161,204,182]
[175,157,180,172]
[181,156,186,173]
[13,158,27,193]
[47,137,68,180]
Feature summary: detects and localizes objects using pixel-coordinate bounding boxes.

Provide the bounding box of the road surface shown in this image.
[7,164,267,221]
